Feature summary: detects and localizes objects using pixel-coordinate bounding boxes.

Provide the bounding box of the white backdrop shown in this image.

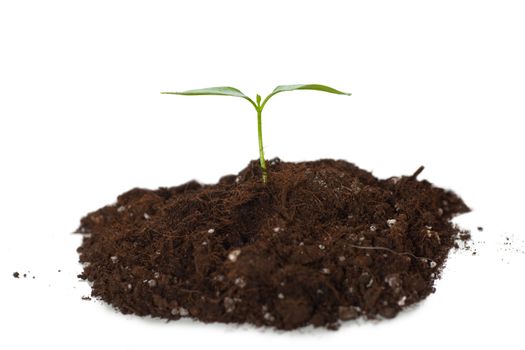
[1,1,524,349]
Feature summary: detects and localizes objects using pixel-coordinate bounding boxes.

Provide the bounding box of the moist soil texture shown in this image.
[77,159,469,330]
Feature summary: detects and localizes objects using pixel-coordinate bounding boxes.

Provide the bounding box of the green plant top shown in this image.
[161,84,351,183]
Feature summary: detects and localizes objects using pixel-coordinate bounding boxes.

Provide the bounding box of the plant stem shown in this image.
[256,107,268,183]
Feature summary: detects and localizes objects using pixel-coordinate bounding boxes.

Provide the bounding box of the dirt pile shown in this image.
[77,159,469,330]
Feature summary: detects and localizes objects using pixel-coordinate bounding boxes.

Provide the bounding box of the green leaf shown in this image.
[161,86,248,98]
[161,86,257,109]
[260,84,351,109]
[271,84,351,96]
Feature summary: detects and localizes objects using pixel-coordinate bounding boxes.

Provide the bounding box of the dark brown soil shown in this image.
[76,159,469,330]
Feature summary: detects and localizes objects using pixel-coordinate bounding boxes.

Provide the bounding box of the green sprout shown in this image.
[161,84,351,183]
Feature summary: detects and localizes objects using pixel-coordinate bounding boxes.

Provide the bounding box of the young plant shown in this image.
[161,84,351,183]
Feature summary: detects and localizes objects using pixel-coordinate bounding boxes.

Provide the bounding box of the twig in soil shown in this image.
[346,243,432,262]
[410,166,425,180]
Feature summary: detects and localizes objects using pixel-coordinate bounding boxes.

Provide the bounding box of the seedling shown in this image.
[161,84,351,183]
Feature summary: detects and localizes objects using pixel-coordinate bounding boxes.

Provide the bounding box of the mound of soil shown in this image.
[76,159,469,330]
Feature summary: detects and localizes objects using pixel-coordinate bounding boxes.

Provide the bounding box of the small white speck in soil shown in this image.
[228,249,241,262]
[224,297,235,313]
[387,219,397,227]
[264,312,275,322]
[234,277,246,288]
[213,275,224,282]
[179,307,189,316]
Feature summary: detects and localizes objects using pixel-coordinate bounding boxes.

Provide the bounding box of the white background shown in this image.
[1,1,524,349]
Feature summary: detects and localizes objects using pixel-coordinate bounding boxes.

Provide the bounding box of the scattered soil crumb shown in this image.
[13,272,19,278]
[497,233,525,255]
[81,296,92,301]
[459,232,472,241]
[76,158,470,330]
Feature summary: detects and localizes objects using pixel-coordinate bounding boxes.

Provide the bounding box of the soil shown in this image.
[76,158,469,330]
